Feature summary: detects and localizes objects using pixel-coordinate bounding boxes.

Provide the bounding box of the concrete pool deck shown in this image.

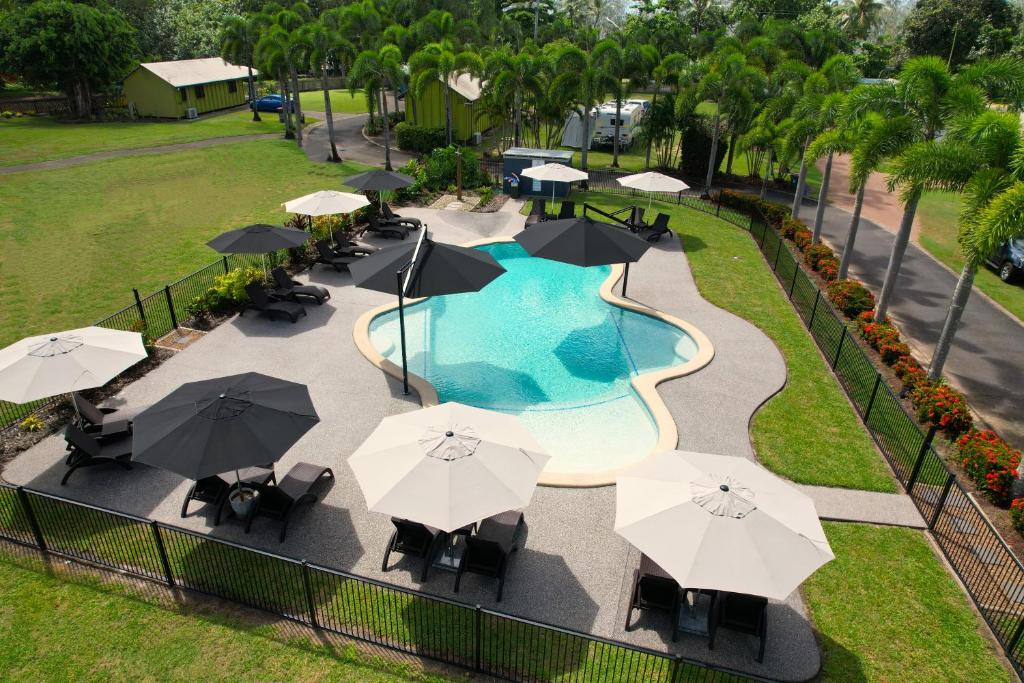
[3,205,920,680]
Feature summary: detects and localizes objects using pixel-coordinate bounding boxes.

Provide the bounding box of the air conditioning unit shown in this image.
[185,107,198,120]
[471,131,482,145]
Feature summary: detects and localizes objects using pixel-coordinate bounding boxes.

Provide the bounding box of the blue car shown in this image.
[252,94,296,113]
[986,236,1024,282]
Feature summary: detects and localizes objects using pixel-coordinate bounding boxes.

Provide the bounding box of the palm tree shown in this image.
[485,47,543,148]
[409,41,483,146]
[349,45,405,170]
[886,111,1023,379]
[592,38,658,168]
[840,0,884,40]
[257,5,311,148]
[220,15,262,122]
[807,92,847,243]
[847,56,1024,321]
[643,52,688,170]
[551,44,618,171]
[304,20,353,162]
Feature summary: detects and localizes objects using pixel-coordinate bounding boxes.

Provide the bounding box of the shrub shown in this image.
[1012,499,1024,535]
[893,354,926,388]
[186,296,211,327]
[860,319,900,351]
[804,243,833,270]
[679,123,728,182]
[395,122,447,154]
[958,429,1021,505]
[818,257,839,281]
[422,145,482,191]
[128,319,156,352]
[827,279,875,318]
[879,341,910,365]
[199,266,264,314]
[1,110,13,119]
[911,381,974,440]
[793,229,812,251]
[19,415,45,432]
[760,202,789,227]
[477,186,494,207]
[780,217,802,239]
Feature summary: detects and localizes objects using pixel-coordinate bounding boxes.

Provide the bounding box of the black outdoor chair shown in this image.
[382,518,449,581]
[644,213,672,243]
[72,392,147,438]
[708,592,768,662]
[315,240,361,271]
[329,231,377,256]
[525,198,547,227]
[629,206,649,231]
[362,214,409,240]
[270,266,330,305]
[244,462,334,542]
[624,554,681,635]
[62,424,133,485]
[243,283,307,323]
[382,203,422,229]
[557,201,576,220]
[454,510,524,602]
[181,465,277,524]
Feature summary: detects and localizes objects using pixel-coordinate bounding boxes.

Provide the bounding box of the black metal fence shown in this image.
[730,209,1024,678]
[0,482,759,683]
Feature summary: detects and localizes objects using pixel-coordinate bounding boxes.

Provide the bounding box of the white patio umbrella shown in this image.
[519,163,589,215]
[615,450,834,600]
[616,172,690,215]
[0,327,147,405]
[282,190,370,246]
[349,402,550,532]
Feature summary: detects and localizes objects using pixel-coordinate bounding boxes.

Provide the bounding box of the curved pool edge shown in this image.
[352,235,715,488]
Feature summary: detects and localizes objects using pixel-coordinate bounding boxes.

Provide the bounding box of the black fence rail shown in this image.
[0,482,760,683]
[737,210,1024,679]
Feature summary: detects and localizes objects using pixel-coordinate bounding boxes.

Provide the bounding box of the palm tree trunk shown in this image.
[644,91,658,170]
[514,92,523,146]
[322,75,340,162]
[247,65,261,122]
[703,107,721,194]
[444,86,453,145]
[580,106,591,170]
[280,75,294,139]
[812,152,833,243]
[612,96,621,167]
[928,262,975,380]
[874,185,922,321]
[393,88,400,117]
[289,67,304,147]
[381,90,393,171]
[791,139,810,219]
[725,134,736,175]
[838,183,865,280]
[760,149,774,200]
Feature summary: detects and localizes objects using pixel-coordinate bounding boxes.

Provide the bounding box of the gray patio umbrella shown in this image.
[207,224,310,280]
[349,230,506,394]
[514,215,650,296]
[132,372,319,484]
[343,170,415,210]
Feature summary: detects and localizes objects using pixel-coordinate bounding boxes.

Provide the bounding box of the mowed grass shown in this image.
[298,89,370,115]
[917,190,1024,324]
[805,523,1011,682]
[0,139,369,347]
[0,109,292,166]
[549,191,893,491]
[0,551,453,682]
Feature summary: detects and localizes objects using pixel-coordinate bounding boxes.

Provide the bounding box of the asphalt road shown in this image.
[301,111,412,169]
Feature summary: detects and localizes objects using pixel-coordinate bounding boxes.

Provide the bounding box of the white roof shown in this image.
[138,58,254,87]
[443,73,483,102]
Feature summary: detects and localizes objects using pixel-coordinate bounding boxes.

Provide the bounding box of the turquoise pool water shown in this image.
[368,242,698,473]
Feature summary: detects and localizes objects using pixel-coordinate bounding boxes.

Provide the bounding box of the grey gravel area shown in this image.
[6,206,923,681]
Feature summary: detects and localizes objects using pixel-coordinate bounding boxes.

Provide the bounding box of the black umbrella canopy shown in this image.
[132,372,319,480]
[343,170,415,192]
[514,216,651,267]
[207,224,310,254]
[349,238,506,298]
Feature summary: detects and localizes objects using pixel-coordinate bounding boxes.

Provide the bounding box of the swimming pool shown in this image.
[365,241,709,481]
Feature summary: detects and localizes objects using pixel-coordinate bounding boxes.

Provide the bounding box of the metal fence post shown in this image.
[1008,616,1024,655]
[16,487,46,552]
[863,373,883,423]
[808,290,821,329]
[773,238,783,271]
[150,522,174,586]
[832,328,847,369]
[222,256,229,274]
[715,194,721,216]
[164,285,178,329]
[907,425,939,493]
[301,561,319,628]
[132,288,146,323]
[929,474,957,529]
[474,605,483,672]
[670,655,682,683]
[788,263,799,299]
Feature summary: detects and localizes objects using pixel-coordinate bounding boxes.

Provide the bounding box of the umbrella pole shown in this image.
[396,269,410,395]
[622,262,630,298]
[550,183,555,218]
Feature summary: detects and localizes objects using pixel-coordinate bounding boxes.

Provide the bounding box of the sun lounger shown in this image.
[329,230,377,256]
[72,393,147,438]
[62,424,133,485]
[454,510,524,601]
[315,240,360,271]
[243,283,307,323]
[629,206,649,231]
[624,553,681,634]
[382,518,450,581]
[644,213,672,242]
[382,203,422,229]
[181,465,276,524]
[244,462,334,542]
[362,214,408,240]
[557,201,576,220]
[709,592,768,662]
[525,198,547,228]
[270,267,329,305]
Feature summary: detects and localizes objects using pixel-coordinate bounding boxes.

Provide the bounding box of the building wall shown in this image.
[408,79,491,144]
[177,79,249,117]
[124,68,249,119]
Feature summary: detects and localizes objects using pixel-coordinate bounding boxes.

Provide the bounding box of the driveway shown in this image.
[302,111,412,169]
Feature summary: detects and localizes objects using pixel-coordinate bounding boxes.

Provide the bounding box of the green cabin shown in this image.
[407,73,491,144]
[123,58,255,119]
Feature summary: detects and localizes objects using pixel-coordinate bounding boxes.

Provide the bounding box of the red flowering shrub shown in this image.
[793,229,813,250]
[893,355,926,388]
[860,320,900,350]
[827,280,876,318]
[780,217,802,239]
[1011,499,1024,535]
[879,341,911,365]
[804,243,834,270]
[911,381,974,440]
[958,430,1021,505]
[854,310,876,331]
[818,257,839,281]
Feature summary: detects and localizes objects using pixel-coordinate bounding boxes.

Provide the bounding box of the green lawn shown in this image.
[0,551,451,682]
[0,139,369,347]
[299,89,370,115]
[917,191,1024,324]
[553,191,895,491]
[806,523,1011,682]
[0,110,288,167]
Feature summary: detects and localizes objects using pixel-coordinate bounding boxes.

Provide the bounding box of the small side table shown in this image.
[675,589,716,638]
[431,524,474,573]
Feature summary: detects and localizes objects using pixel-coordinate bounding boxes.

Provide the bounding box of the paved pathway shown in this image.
[773,188,1024,451]
[302,111,412,168]
[0,133,279,174]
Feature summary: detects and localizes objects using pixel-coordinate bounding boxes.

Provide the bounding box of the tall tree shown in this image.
[409,41,483,146]
[484,46,543,147]
[592,37,658,168]
[220,13,262,122]
[551,44,618,171]
[304,19,352,162]
[839,0,884,39]
[256,4,311,147]
[349,44,405,170]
